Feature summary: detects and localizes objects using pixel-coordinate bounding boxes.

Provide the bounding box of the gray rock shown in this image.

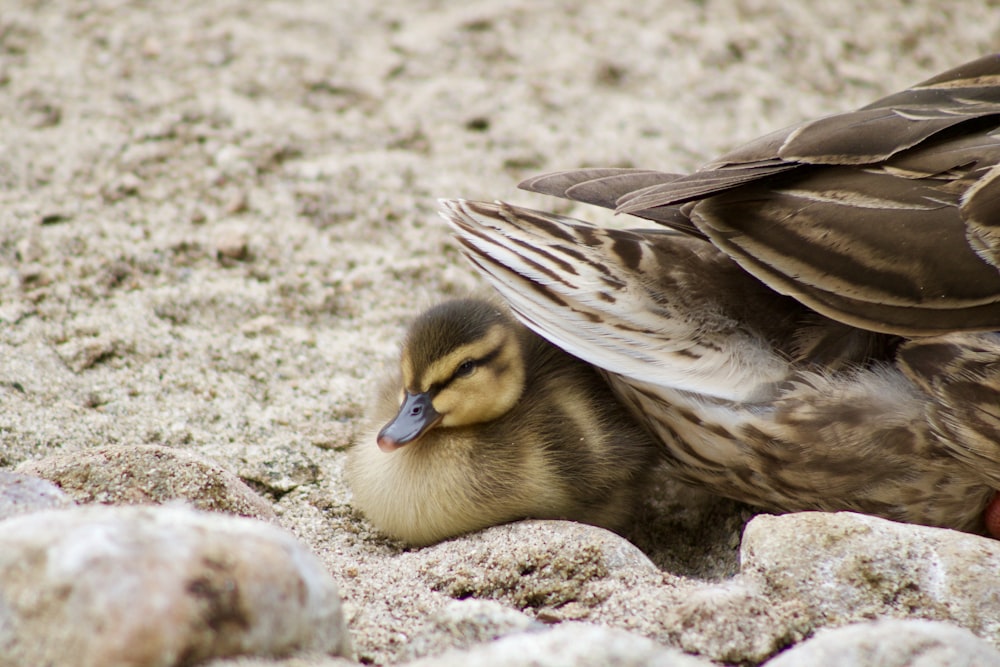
[741,512,1000,642]
[233,442,321,496]
[0,470,75,520]
[764,619,1000,667]
[214,222,252,262]
[342,518,683,665]
[16,444,277,520]
[657,579,811,664]
[401,622,716,667]
[0,505,350,667]
[419,519,661,615]
[399,599,540,662]
[202,656,356,667]
[400,519,809,665]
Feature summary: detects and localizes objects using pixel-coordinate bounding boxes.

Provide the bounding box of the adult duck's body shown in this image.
[441,54,1000,537]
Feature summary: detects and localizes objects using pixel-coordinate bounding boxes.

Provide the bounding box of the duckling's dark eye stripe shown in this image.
[435,344,503,392]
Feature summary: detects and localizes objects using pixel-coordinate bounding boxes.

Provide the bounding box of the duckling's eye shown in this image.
[454,359,477,378]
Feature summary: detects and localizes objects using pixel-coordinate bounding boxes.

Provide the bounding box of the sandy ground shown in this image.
[2,1,999,664]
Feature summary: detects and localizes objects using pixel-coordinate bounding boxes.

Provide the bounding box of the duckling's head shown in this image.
[377,299,527,451]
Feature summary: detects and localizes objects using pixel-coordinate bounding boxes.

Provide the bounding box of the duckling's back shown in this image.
[511,332,661,530]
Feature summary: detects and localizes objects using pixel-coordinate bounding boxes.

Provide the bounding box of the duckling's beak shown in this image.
[377,391,441,452]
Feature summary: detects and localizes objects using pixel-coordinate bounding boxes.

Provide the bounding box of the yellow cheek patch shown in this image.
[432,328,527,427]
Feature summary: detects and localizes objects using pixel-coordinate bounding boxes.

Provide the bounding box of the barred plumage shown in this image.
[441,54,1000,537]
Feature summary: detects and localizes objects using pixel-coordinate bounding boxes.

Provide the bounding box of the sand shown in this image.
[1,1,998,664]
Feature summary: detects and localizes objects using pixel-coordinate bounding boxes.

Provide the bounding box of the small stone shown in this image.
[400,622,715,667]
[241,315,279,337]
[0,470,75,521]
[103,172,143,200]
[660,580,811,664]
[224,191,250,214]
[55,334,123,372]
[741,512,1000,642]
[16,444,278,521]
[0,505,350,667]
[215,224,251,262]
[764,619,1000,667]
[399,600,538,662]
[140,35,163,58]
[15,237,42,262]
[420,520,660,612]
[236,443,320,497]
[17,262,53,287]
[20,89,62,128]
[190,207,208,224]
[0,299,34,324]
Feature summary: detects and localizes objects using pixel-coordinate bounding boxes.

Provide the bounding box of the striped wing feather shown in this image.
[442,199,875,402]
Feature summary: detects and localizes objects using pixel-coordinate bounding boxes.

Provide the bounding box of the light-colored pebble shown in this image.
[398,599,540,662]
[0,505,350,667]
[234,442,321,496]
[215,223,251,261]
[657,579,811,664]
[764,619,1000,667]
[360,517,811,665]
[202,655,356,667]
[16,444,277,521]
[419,519,661,613]
[741,512,1000,643]
[0,470,75,520]
[400,622,716,667]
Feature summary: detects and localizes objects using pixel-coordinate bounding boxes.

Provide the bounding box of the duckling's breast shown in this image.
[345,421,572,546]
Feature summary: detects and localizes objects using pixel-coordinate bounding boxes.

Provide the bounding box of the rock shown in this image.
[202,656,355,667]
[659,580,811,664]
[764,619,1000,667]
[234,443,321,497]
[419,519,661,614]
[0,505,350,667]
[394,519,812,665]
[0,470,75,520]
[741,512,1000,643]
[16,444,278,521]
[343,518,689,665]
[400,622,715,667]
[55,333,127,371]
[240,315,280,337]
[398,599,539,662]
[215,223,251,262]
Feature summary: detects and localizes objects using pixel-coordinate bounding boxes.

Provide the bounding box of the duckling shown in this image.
[345,298,660,546]
[440,54,1000,537]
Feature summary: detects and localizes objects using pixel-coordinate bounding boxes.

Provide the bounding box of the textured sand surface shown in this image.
[2,2,998,664]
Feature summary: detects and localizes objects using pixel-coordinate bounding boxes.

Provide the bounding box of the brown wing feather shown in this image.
[518,168,704,233]
[518,168,675,208]
[692,164,1000,333]
[516,55,1000,335]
